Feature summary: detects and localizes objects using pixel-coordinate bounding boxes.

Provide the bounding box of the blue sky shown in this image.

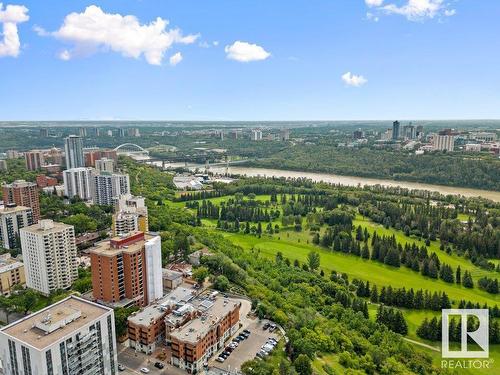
[1,0,499,121]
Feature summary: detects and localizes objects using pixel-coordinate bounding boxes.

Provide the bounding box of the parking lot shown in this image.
[209,319,280,372]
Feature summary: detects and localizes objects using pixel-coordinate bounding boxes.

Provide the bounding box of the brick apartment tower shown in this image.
[2,180,40,223]
[90,232,162,307]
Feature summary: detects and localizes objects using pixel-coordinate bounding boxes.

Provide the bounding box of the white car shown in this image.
[140,368,150,374]
[216,357,225,363]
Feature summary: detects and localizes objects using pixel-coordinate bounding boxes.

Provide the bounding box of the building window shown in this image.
[46,350,54,375]
[21,346,33,375]
[8,339,19,375]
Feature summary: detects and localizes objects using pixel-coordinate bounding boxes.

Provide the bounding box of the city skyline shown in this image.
[1,1,500,121]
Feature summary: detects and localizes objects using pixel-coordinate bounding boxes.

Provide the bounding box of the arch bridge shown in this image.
[114,143,150,159]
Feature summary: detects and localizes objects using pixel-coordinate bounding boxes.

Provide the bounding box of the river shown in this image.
[148,161,500,202]
[206,166,500,202]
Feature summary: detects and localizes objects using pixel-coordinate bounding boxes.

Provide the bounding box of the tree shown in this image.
[0,295,15,324]
[462,271,474,288]
[214,275,230,292]
[294,354,312,375]
[192,266,209,285]
[307,251,320,271]
[14,289,39,315]
[114,306,139,337]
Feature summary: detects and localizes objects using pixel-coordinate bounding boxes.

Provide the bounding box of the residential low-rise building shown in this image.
[127,286,196,354]
[0,254,25,296]
[170,296,241,373]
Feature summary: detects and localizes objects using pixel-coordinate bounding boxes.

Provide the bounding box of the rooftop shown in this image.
[0,296,111,350]
[170,296,240,344]
[128,284,195,326]
[90,231,155,257]
[0,204,31,215]
[21,219,72,234]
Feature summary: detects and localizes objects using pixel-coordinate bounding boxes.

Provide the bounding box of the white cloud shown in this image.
[38,5,198,65]
[341,72,367,87]
[225,41,270,62]
[169,52,182,66]
[0,3,29,58]
[366,12,380,22]
[59,49,71,61]
[366,0,456,22]
[365,0,384,7]
[212,41,219,46]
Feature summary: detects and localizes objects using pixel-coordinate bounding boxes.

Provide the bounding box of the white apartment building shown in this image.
[0,295,118,375]
[251,129,263,141]
[63,167,95,201]
[20,220,78,296]
[94,173,130,206]
[113,194,148,236]
[433,134,455,152]
[95,158,115,173]
[145,235,163,303]
[64,135,85,169]
[0,204,33,250]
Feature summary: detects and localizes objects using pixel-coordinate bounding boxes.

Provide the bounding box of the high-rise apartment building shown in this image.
[0,204,33,250]
[0,159,7,171]
[2,180,40,223]
[280,128,290,141]
[251,129,263,141]
[39,128,49,137]
[20,220,78,296]
[79,127,87,137]
[93,172,130,206]
[95,158,115,173]
[402,124,416,140]
[64,135,85,169]
[24,150,45,171]
[433,134,455,152]
[0,295,118,375]
[392,121,400,140]
[90,232,162,307]
[112,194,148,236]
[63,167,95,201]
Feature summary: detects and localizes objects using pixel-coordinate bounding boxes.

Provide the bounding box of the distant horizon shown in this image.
[2,119,500,125]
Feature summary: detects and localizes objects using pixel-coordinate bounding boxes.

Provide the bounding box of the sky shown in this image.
[1,0,500,121]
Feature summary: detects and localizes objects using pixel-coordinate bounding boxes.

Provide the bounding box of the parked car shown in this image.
[256,352,265,358]
[118,364,125,372]
[225,346,234,352]
[154,362,164,369]
[269,324,277,332]
[140,369,150,374]
[243,329,251,334]
[216,357,225,363]
[231,340,239,347]
[263,323,270,330]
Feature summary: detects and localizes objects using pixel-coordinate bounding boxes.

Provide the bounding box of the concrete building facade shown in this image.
[20,220,78,296]
[0,204,33,250]
[0,295,118,375]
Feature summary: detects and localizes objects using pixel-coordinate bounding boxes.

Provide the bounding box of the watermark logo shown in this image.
[442,309,489,358]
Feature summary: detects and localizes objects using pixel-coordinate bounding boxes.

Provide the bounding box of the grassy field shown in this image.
[224,231,500,306]
[176,193,500,372]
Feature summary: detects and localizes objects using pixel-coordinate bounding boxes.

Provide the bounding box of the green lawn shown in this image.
[224,231,500,307]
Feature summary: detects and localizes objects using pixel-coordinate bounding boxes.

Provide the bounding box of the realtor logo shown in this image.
[442,309,489,358]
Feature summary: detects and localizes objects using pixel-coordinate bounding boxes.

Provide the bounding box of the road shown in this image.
[404,337,440,352]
